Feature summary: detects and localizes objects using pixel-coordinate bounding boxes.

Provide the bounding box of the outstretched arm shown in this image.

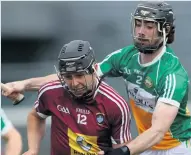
[2,74,58,96]
[98,102,178,155]
[126,101,178,154]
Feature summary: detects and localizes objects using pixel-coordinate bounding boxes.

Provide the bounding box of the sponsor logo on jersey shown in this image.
[76,108,90,115]
[144,76,153,88]
[96,113,104,124]
[76,136,92,151]
[127,82,156,113]
[57,105,70,114]
[68,128,99,155]
[133,69,144,76]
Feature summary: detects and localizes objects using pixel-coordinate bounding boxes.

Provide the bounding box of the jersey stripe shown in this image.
[163,74,176,99]
[163,75,168,98]
[156,59,161,86]
[170,74,176,99]
[98,82,131,143]
[39,80,61,92]
[97,88,125,143]
[101,82,131,141]
[166,74,172,98]
[35,83,63,118]
[99,84,131,143]
[38,82,63,99]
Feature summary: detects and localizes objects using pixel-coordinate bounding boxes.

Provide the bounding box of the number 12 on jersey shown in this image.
[77,114,87,125]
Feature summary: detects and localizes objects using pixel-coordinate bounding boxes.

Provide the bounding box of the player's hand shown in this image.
[22,150,38,155]
[2,81,26,97]
[97,150,105,155]
[97,146,130,155]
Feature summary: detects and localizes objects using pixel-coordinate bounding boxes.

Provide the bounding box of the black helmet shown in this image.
[131,1,175,54]
[58,40,95,74]
[57,40,97,103]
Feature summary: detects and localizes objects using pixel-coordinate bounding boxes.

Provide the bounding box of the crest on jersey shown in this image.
[96,113,104,124]
[144,76,153,88]
[76,136,92,151]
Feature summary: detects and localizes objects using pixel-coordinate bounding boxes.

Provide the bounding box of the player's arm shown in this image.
[26,108,46,155]
[24,87,51,155]
[126,74,189,154]
[2,74,58,96]
[2,127,22,155]
[1,108,22,155]
[23,74,58,91]
[96,49,124,78]
[102,102,179,155]
[102,73,189,155]
[126,101,178,154]
[96,45,135,78]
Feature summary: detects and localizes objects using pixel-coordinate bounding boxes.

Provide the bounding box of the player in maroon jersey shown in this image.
[22,40,131,155]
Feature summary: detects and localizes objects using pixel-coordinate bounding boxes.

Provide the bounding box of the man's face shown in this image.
[61,71,95,97]
[134,18,160,46]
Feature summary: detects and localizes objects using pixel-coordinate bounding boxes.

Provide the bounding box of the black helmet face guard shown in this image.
[56,54,95,97]
[131,2,174,53]
[131,16,167,53]
[55,40,97,101]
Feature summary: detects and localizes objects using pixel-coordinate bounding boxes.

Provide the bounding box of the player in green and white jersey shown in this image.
[1,108,22,155]
[2,1,191,155]
[95,2,191,155]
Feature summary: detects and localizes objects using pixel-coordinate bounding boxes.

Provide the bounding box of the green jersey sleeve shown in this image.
[96,45,137,77]
[1,108,13,136]
[158,73,189,108]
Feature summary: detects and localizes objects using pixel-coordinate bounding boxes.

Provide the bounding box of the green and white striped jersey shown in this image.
[96,44,191,150]
[1,108,13,136]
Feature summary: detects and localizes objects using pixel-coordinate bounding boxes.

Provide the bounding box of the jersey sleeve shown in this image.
[96,45,136,78]
[110,99,132,144]
[34,88,52,119]
[95,49,123,77]
[158,73,189,108]
[1,108,13,136]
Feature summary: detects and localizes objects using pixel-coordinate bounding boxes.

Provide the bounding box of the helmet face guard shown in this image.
[55,40,97,103]
[131,2,174,54]
[131,16,166,54]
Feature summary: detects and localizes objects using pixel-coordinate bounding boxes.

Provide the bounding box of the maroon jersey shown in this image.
[34,80,131,155]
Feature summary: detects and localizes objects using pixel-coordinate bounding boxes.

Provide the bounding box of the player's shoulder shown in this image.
[112,44,137,56]
[162,46,189,79]
[97,81,129,108]
[38,80,64,98]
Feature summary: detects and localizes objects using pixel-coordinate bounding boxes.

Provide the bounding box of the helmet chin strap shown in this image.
[163,28,167,46]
